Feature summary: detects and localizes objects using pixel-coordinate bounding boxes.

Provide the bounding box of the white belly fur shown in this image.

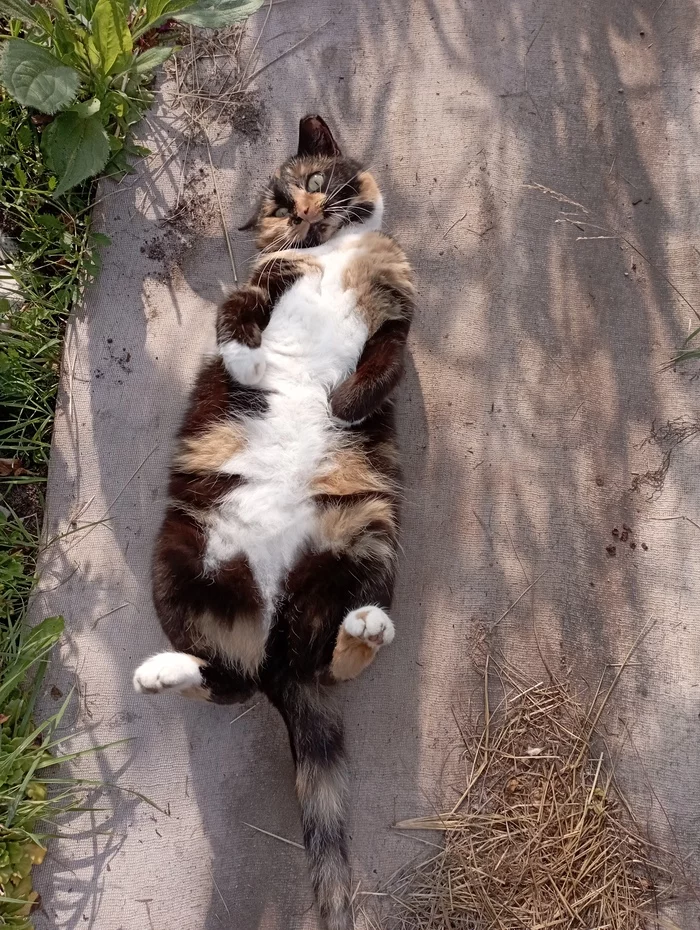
[204,236,371,623]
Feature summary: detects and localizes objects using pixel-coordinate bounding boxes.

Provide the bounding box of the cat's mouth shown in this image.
[287,212,335,248]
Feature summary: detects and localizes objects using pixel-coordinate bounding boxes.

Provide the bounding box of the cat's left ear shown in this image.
[297,114,341,158]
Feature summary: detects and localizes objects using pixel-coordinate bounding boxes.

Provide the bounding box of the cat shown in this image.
[132,115,414,930]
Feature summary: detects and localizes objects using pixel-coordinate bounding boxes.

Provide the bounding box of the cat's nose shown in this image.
[301,206,323,224]
[295,193,323,224]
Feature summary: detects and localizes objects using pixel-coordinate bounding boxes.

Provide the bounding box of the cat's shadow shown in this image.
[74,164,431,926]
[44,82,435,925]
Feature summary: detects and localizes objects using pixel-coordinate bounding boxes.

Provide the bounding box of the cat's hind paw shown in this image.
[133,652,205,694]
[342,606,395,647]
[220,341,266,385]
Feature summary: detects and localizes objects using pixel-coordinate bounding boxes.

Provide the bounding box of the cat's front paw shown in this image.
[343,606,395,647]
[220,341,266,385]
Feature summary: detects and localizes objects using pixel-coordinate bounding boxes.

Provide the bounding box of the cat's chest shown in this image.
[259,247,368,386]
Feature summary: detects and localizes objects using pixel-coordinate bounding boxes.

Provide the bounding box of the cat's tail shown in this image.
[274,680,352,930]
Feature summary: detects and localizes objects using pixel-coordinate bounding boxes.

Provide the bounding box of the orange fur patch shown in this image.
[357,170,381,204]
[192,610,266,675]
[312,445,395,497]
[174,421,246,474]
[330,626,378,681]
[317,497,397,557]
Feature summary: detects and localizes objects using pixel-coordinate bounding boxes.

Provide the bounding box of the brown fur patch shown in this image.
[174,420,246,474]
[342,233,415,335]
[317,497,397,557]
[168,471,242,511]
[357,170,380,204]
[288,156,333,180]
[179,358,230,436]
[330,626,378,681]
[312,444,395,497]
[217,285,269,347]
[371,439,402,476]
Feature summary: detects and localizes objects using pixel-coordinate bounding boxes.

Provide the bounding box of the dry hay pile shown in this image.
[386,656,678,930]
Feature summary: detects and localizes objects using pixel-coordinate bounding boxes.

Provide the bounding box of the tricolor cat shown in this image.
[133,115,414,930]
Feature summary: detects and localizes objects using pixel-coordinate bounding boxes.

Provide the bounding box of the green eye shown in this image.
[307,173,324,193]
[275,206,290,217]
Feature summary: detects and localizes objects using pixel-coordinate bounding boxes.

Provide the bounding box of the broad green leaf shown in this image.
[69,97,101,117]
[174,0,265,28]
[145,0,176,20]
[84,35,103,71]
[90,0,132,75]
[133,0,195,36]
[132,45,175,74]
[42,111,110,196]
[36,213,65,231]
[1,39,81,115]
[2,0,54,31]
[145,0,196,22]
[52,18,86,66]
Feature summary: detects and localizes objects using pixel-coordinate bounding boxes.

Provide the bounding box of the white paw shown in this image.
[343,607,395,647]
[133,652,204,694]
[220,341,266,385]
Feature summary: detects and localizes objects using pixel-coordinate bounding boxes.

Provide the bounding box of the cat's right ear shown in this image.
[237,212,258,232]
[297,115,341,158]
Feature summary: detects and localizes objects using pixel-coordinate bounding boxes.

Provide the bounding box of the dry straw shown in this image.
[383,644,683,930]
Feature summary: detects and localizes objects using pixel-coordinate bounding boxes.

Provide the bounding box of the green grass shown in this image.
[0,91,102,927]
[671,325,700,366]
[0,0,263,919]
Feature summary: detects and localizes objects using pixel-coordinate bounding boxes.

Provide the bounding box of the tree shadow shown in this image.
[35,0,700,925]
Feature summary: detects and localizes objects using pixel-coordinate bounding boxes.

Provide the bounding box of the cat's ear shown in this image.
[237,211,258,231]
[297,115,341,158]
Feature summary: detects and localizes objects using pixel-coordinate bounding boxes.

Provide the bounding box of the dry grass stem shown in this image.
[163,24,259,142]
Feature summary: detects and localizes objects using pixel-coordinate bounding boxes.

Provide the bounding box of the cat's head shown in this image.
[240,115,382,251]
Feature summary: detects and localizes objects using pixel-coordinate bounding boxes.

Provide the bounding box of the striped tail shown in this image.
[276,681,352,930]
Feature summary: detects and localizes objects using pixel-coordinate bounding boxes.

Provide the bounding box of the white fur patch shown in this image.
[204,221,386,625]
[343,606,395,646]
[220,341,266,385]
[133,652,204,694]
